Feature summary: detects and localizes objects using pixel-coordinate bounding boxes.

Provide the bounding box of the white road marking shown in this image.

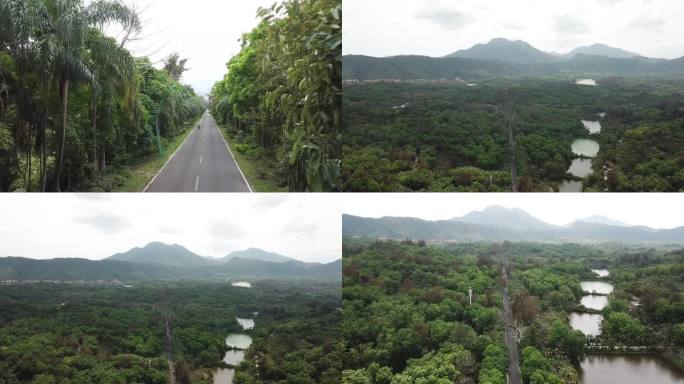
[200,155,203,164]
[194,176,200,192]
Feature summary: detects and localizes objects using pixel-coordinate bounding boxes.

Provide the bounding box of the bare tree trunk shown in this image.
[102,148,107,173]
[54,77,69,192]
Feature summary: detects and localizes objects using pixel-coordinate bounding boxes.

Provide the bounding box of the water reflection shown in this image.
[572,139,600,158]
[591,269,610,278]
[581,295,609,311]
[559,180,583,193]
[568,159,594,178]
[569,312,603,336]
[581,281,614,295]
[582,120,602,134]
[237,318,255,330]
[579,354,684,384]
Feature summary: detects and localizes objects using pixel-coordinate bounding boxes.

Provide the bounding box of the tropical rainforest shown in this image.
[0,280,341,384]
[209,0,342,192]
[342,79,684,192]
[342,238,684,384]
[0,0,205,192]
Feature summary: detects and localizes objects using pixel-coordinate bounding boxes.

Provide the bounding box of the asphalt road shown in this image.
[145,112,252,193]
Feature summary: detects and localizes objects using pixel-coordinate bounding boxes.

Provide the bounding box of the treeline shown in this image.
[0,0,205,191]
[210,0,341,191]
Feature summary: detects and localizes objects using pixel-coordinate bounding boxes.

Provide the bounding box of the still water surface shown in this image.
[569,313,603,336]
[581,281,614,295]
[572,139,600,158]
[579,354,684,384]
[581,295,609,311]
[568,159,594,178]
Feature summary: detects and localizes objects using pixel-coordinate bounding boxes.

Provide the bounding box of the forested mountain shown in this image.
[343,39,684,80]
[0,243,341,281]
[446,38,557,63]
[107,242,213,267]
[343,209,684,243]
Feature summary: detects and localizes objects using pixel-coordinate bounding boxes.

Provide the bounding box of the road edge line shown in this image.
[142,120,197,193]
[215,119,254,193]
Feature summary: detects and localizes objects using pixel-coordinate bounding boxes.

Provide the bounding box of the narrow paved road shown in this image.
[499,244,522,384]
[145,112,252,192]
[161,288,176,384]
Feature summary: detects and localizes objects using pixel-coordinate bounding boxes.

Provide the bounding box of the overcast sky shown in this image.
[343,194,684,229]
[344,0,684,59]
[107,0,275,96]
[0,194,341,262]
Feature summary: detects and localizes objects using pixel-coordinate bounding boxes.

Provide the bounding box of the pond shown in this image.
[559,180,583,193]
[231,282,252,288]
[222,350,246,366]
[581,295,609,311]
[225,334,253,350]
[579,354,684,384]
[213,368,235,384]
[581,281,614,295]
[568,159,594,178]
[591,269,610,278]
[569,312,603,336]
[572,139,600,158]
[576,79,598,86]
[582,120,602,134]
[236,318,255,330]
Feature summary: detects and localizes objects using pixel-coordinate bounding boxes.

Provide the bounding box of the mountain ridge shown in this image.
[343,207,684,243]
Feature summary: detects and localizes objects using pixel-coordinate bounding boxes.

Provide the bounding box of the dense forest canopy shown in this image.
[210,0,342,192]
[0,0,205,191]
[342,238,684,384]
[0,280,341,384]
[342,78,684,192]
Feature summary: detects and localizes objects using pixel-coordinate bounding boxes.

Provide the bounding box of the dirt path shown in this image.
[500,244,522,384]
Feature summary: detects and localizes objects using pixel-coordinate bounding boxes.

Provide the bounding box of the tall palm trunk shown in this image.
[90,91,98,172]
[54,77,69,191]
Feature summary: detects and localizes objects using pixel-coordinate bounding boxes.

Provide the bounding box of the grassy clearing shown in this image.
[218,126,287,192]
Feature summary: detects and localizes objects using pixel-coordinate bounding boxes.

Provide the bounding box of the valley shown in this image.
[342,39,684,192]
[342,204,684,384]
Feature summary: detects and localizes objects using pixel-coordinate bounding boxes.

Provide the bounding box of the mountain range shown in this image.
[343,206,684,244]
[0,243,339,282]
[343,38,682,80]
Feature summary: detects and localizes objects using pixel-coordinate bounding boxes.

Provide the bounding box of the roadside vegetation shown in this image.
[0,0,205,192]
[210,0,342,192]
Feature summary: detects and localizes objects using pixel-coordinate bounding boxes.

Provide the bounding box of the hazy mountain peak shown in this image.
[574,215,631,227]
[453,205,554,231]
[564,43,641,59]
[223,248,294,263]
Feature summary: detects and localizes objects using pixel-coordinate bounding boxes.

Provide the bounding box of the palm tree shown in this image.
[32,0,139,190]
[86,29,138,172]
